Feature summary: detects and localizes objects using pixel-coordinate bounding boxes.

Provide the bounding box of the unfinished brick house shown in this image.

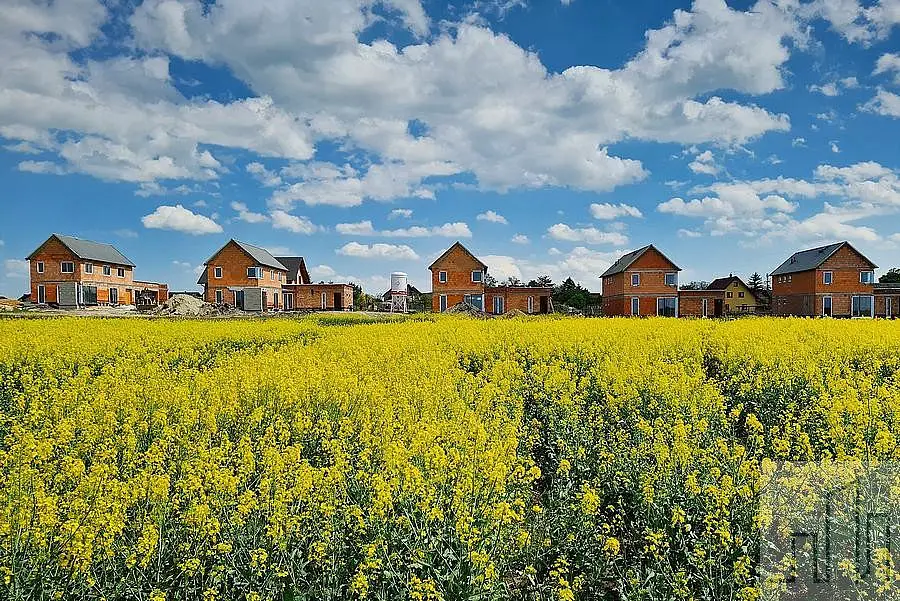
[601,245,681,316]
[677,289,725,318]
[770,241,877,317]
[429,241,552,314]
[27,234,167,308]
[875,282,900,318]
[275,256,354,311]
[198,239,288,311]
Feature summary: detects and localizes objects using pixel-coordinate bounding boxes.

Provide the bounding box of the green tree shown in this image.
[553,277,592,310]
[484,273,498,287]
[679,281,709,290]
[747,272,764,291]
[504,276,523,287]
[880,268,900,283]
[527,275,554,287]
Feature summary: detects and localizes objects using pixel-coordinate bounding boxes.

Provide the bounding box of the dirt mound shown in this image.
[0,299,22,311]
[446,301,490,318]
[155,294,231,317]
[500,309,527,318]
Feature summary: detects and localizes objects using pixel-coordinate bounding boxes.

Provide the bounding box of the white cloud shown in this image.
[335,220,472,238]
[688,150,720,175]
[874,52,900,84]
[309,264,337,278]
[388,208,413,219]
[511,234,530,244]
[864,89,900,117]
[337,242,419,260]
[270,210,320,234]
[114,228,139,238]
[547,223,629,245]
[4,259,29,279]
[141,204,223,234]
[807,0,900,44]
[678,228,702,238]
[476,210,508,224]
[792,137,807,147]
[589,202,642,219]
[18,160,67,175]
[335,221,377,235]
[230,201,268,223]
[246,162,282,187]
[830,141,841,153]
[809,82,839,96]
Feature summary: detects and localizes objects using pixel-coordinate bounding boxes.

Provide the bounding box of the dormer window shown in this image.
[861,271,875,284]
[439,271,447,283]
[472,270,483,283]
[631,273,640,287]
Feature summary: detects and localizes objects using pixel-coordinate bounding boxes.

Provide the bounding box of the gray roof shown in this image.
[28,234,135,267]
[197,270,208,286]
[770,241,876,276]
[600,245,680,278]
[275,256,310,284]
[205,239,287,271]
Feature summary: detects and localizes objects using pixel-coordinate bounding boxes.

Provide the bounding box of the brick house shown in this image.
[874,283,900,318]
[429,241,552,314]
[770,241,877,317]
[198,239,287,311]
[707,275,759,314]
[678,289,725,318]
[27,234,167,308]
[601,245,681,316]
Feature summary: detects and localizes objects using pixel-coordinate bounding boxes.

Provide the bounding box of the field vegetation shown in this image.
[1,315,899,600]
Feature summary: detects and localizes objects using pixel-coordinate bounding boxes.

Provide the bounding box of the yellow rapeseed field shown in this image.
[2,315,900,600]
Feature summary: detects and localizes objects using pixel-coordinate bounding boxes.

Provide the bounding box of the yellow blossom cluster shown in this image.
[1,315,899,599]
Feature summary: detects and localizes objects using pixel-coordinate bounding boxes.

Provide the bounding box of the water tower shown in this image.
[390,272,408,313]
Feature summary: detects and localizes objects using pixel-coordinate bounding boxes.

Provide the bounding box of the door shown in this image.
[714,299,724,317]
[539,296,549,314]
[440,295,447,312]
[493,296,504,314]
[887,297,892,319]
[262,291,267,311]
[321,292,327,310]
[823,296,832,317]
[274,293,279,309]
[109,287,118,305]
[82,286,98,305]
[284,293,293,311]
[37,285,45,304]
[333,292,342,310]
[215,289,224,304]
[631,297,639,316]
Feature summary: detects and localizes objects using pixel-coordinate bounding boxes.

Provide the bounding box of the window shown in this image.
[247,267,262,279]
[61,262,74,273]
[472,270,483,283]
[631,273,640,287]
[665,273,677,287]
[493,296,504,314]
[109,287,118,304]
[36,261,44,274]
[527,296,535,314]
[84,263,93,274]
[657,297,677,317]
[439,294,448,312]
[464,294,484,310]
[215,290,223,304]
[861,271,875,284]
[888,297,893,319]
[631,297,640,316]
[823,296,832,317]
[214,266,223,279]
[271,270,275,280]
[787,275,792,283]
[823,271,833,285]
[852,295,874,318]
[738,291,744,298]
[702,298,708,318]
[727,292,733,298]
[103,265,111,276]
[117,268,125,278]
[439,271,447,284]
[321,292,327,310]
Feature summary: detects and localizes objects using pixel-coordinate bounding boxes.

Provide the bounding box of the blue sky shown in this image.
[2,0,900,296]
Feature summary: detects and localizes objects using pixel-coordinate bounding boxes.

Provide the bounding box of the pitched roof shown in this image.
[197,270,208,286]
[707,275,745,290]
[275,256,310,284]
[205,239,287,271]
[381,284,423,301]
[770,241,877,276]
[600,245,680,278]
[28,234,136,267]
[428,241,487,270]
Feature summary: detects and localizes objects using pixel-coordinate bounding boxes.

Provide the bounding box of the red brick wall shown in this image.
[678,290,725,318]
[430,245,485,311]
[772,246,875,316]
[203,241,286,308]
[485,287,552,314]
[286,284,354,310]
[602,248,679,316]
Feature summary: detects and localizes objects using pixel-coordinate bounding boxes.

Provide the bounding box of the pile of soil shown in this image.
[501,309,527,318]
[155,294,232,317]
[446,301,490,319]
[0,299,22,312]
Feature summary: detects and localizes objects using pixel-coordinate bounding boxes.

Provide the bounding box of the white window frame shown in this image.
[61,261,74,274]
[215,289,224,304]
[527,296,534,314]
[247,266,261,279]
[438,271,448,284]
[36,261,44,274]
[37,285,46,304]
[321,292,327,310]
[109,287,118,305]
[665,272,677,287]
[493,296,504,314]
[117,267,125,278]
[631,273,640,287]
[471,270,483,283]
[656,297,678,317]
[852,295,874,318]
[823,295,832,317]
[102,265,111,276]
[860,271,875,284]
[887,297,893,319]
[631,297,639,316]
[84,263,94,274]
[284,293,293,310]
[214,266,223,279]
[823,271,833,285]
[439,294,448,312]
[702,298,708,318]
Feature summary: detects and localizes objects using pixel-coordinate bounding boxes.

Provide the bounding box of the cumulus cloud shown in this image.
[874,52,900,84]
[337,242,419,260]
[231,201,268,223]
[589,203,642,219]
[476,210,508,224]
[864,89,900,117]
[270,210,320,234]
[335,221,472,238]
[511,234,530,244]
[141,204,223,234]
[4,259,29,279]
[547,223,629,245]
[388,208,413,219]
[687,150,720,175]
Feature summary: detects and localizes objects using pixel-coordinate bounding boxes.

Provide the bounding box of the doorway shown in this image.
[539,296,549,314]
[333,292,342,310]
[109,287,118,305]
[714,299,724,317]
[37,285,45,304]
